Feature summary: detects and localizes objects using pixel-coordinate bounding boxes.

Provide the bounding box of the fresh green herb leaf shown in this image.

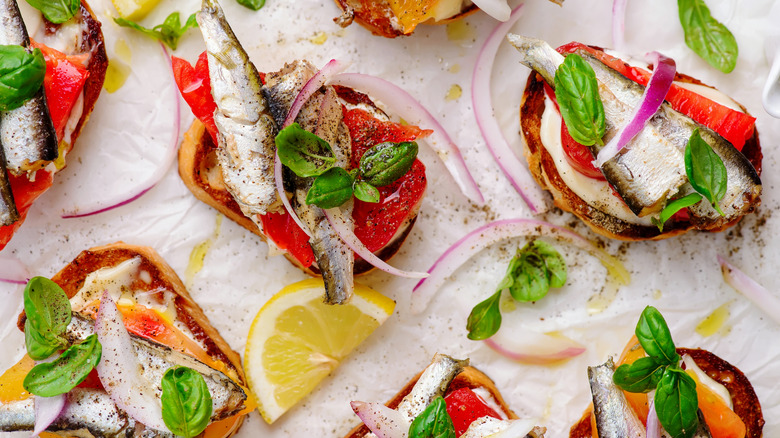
[359,141,418,187]
[353,180,380,203]
[507,240,567,302]
[531,240,567,288]
[161,367,213,438]
[23,334,102,397]
[408,396,456,438]
[654,367,699,438]
[635,306,679,366]
[651,193,703,232]
[554,54,606,147]
[678,0,738,73]
[276,123,336,178]
[0,46,46,112]
[25,0,79,24]
[466,290,502,340]
[306,167,354,208]
[613,356,667,393]
[23,277,71,360]
[236,0,266,11]
[114,12,198,51]
[684,129,727,216]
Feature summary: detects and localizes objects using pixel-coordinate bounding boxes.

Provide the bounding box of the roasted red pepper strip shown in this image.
[444,387,502,437]
[172,52,219,144]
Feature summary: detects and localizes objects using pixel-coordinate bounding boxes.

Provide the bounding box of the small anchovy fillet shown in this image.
[396,353,468,423]
[588,359,645,438]
[64,313,247,422]
[198,0,280,217]
[0,0,59,175]
[263,60,355,305]
[508,35,761,225]
[460,417,547,438]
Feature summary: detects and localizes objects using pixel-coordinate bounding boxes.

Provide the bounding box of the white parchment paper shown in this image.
[2,0,779,436]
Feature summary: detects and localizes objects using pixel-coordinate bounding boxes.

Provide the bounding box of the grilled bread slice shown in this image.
[332,0,479,38]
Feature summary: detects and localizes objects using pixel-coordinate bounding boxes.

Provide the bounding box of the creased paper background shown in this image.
[2,0,779,436]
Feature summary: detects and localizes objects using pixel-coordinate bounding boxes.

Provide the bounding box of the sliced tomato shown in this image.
[557,42,755,151]
[0,170,54,251]
[444,387,502,437]
[258,211,316,268]
[172,52,219,144]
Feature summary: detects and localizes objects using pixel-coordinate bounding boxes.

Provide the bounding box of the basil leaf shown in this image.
[23,334,102,397]
[0,46,46,112]
[531,240,567,288]
[114,12,198,51]
[25,0,79,24]
[276,123,336,177]
[684,129,727,216]
[237,0,266,11]
[466,290,502,340]
[678,0,738,73]
[655,367,699,438]
[509,253,549,302]
[161,367,213,438]
[359,141,418,187]
[353,180,380,203]
[408,396,456,438]
[651,193,703,232]
[613,357,667,393]
[554,54,606,147]
[635,306,679,365]
[306,167,354,208]
[23,277,71,361]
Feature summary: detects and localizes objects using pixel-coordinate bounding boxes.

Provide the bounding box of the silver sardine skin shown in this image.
[588,359,645,438]
[396,353,468,423]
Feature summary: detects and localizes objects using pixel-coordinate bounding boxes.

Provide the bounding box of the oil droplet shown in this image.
[446,20,474,43]
[185,214,223,287]
[114,39,132,63]
[696,302,730,337]
[309,31,328,45]
[445,84,462,101]
[104,60,131,93]
[448,64,461,74]
[653,289,662,299]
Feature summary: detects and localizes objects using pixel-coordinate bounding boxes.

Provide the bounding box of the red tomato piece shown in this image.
[444,388,502,437]
[30,40,89,140]
[0,170,54,251]
[258,211,316,268]
[172,52,219,144]
[76,368,103,390]
[556,42,755,151]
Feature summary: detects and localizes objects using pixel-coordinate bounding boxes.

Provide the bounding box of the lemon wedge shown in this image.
[111,0,161,20]
[244,278,395,423]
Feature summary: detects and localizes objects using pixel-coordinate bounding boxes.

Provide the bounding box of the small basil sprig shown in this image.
[467,240,566,340]
[277,124,418,208]
[114,12,198,50]
[0,46,46,112]
[23,277,71,360]
[613,306,699,438]
[23,334,102,397]
[678,0,738,73]
[25,0,79,24]
[237,0,265,11]
[161,367,213,437]
[653,129,727,231]
[554,53,606,147]
[408,396,456,438]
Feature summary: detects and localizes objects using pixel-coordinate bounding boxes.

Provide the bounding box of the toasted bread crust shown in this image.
[332,0,479,38]
[569,348,764,438]
[520,68,762,241]
[344,366,517,438]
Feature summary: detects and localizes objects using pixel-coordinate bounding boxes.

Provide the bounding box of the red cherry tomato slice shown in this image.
[444,387,502,437]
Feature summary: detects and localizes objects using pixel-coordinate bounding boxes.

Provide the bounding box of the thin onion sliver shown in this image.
[411,218,630,314]
[32,394,66,437]
[472,4,548,214]
[483,333,585,365]
[612,0,627,50]
[351,401,408,438]
[719,255,780,326]
[0,256,30,284]
[646,400,661,438]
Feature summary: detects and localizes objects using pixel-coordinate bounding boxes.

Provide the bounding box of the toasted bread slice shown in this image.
[344,365,545,438]
[520,66,762,241]
[332,0,479,38]
[569,348,764,438]
[178,88,420,276]
[17,242,248,438]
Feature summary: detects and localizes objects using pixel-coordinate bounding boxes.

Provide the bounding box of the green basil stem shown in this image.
[554,54,606,147]
[408,396,456,438]
[161,367,213,437]
[114,12,198,51]
[678,0,738,73]
[0,46,47,112]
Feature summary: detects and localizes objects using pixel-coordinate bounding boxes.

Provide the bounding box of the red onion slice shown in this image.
[411,218,630,314]
[593,52,676,167]
[646,400,661,438]
[324,207,428,278]
[283,59,348,128]
[32,394,66,437]
[719,255,780,325]
[483,331,585,365]
[62,43,181,218]
[470,0,511,21]
[351,401,408,438]
[612,0,627,50]
[95,291,167,431]
[472,4,548,214]
[0,255,31,284]
[328,73,484,205]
